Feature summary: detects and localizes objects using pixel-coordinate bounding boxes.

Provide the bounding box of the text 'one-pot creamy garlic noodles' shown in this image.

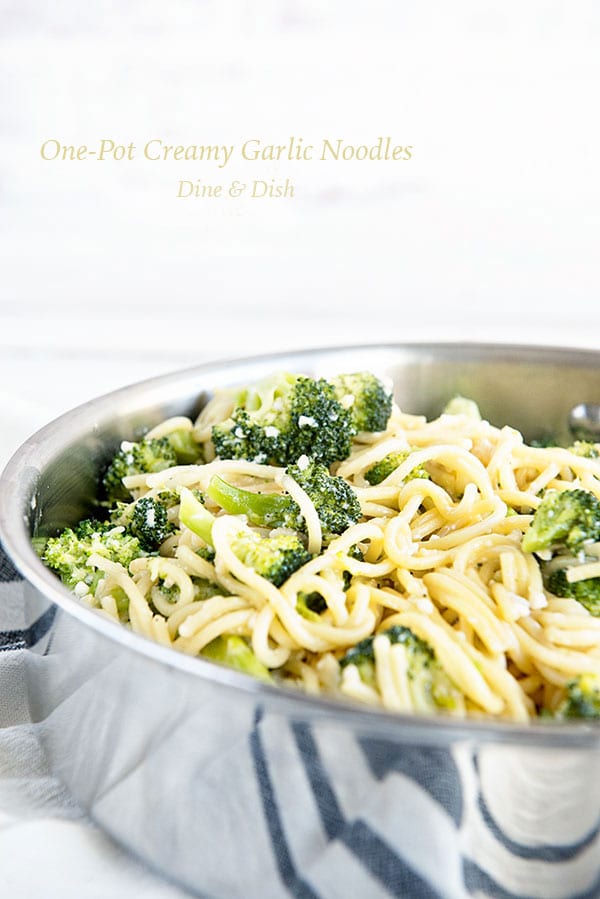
[38,371,600,723]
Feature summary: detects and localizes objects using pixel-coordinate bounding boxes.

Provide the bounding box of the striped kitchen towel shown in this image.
[0,542,189,899]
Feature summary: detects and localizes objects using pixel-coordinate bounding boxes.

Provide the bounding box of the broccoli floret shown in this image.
[546,568,600,616]
[230,530,311,587]
[287,458,362,537]
[330,372,392,433]
[295,545,363,621]
[152,579,180,605]
[442,396,481,420]
[568,441,599,459]
[153,574,226,607]
[296,546,363,620]
[522,489,600,554]
[207,461,361,539]
[196,545,216,563]
[296,591,328,621]
[179,487,309,586]
[211,409,283,466]
[211,372,354,467]
[103,438,178,503]
[209,372,300,465]
[364,450,430,486]
[201,635,272,682]
[340,637,377,685]
[342,543,364,590]
[129,497,172,551]
[163,429,203,464]
[110,493,175,551]
[340,625,428,685]
[192,577,227,601]
[43,519,144,590]
[553,674,600,720]
[340,624,462,712]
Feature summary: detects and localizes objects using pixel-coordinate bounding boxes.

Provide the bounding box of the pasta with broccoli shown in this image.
[39,370,600,722]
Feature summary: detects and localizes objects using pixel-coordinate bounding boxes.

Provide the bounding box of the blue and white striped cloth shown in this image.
[0,544,189,899]
[1,541,599,899]
[241,712,600,899]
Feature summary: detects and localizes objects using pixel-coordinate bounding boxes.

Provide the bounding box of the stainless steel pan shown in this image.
[2,343,600,899]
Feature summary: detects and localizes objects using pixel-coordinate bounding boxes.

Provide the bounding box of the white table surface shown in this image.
[1,2,600,896]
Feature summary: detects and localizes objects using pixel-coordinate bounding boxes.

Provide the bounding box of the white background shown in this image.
[0,0,600,458]
[2,2,600,467]
[0,3,600,895]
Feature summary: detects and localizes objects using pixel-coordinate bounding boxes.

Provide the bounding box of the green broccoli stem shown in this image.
[202,634,273,682]
[165,429,203,464]
[207,475,297,529]
[179,487,215,546]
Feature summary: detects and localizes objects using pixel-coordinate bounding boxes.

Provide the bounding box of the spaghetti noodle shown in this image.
[44,377,600,722]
